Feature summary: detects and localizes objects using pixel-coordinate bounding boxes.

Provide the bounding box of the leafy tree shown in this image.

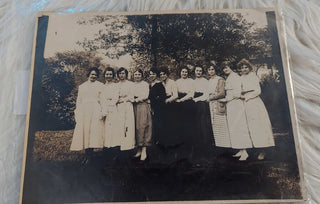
[75,12,290,131]
[42,51,107,128]
[77,13,272,77]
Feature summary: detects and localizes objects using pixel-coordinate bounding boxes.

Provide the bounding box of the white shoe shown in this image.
[134,151,142,158]
[257,152,265,160]
[140,151,147,161]
[239,151,249,161]
[232,151,242,157]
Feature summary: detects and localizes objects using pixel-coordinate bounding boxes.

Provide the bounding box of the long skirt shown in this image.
[133,102,152,147]
[175,99,196,160]
[104,106,121,148]
[209,101,231,148]
[151,105,164,145]
[71,101,104,150]
[158,102,180,147]
[177,99,196,147]
[226,99,252,149]
[244,97,275,147]
[193,101,213,159]
[117,102,135,150]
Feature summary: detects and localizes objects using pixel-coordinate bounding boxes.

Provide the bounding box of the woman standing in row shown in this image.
[222,61,252,161]
[193,66,213,161]
[238,59,274,160]
[175,67,195,160]
[132,69,153,161]
[70,68,105,164]
[116,67,135,151]
[207,65,231,149]
[158,67,179,148]
[101,67,121,148]
[148,68,166,146]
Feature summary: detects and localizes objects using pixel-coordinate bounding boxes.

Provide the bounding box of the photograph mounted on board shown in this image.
[20,9,305,204]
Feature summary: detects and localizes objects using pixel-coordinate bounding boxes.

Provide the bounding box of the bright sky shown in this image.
[44,10,268,68]
[44,13,133,68]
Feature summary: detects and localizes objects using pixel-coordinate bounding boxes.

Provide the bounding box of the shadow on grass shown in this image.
[23,130,302,204]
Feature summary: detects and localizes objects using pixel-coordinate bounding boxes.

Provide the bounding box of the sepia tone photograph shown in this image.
[20,9,305,204]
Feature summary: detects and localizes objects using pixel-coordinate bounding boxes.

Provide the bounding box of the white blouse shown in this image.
[175,78,194,100]
[76,80,104,106]
[193,77,209,102]
[225,72,242,102]
[241,72,261,101]
[118,80,134,103]
[132,81,150,102]
[163,78,178,99]
[101,82,119,114]
[75,80,104,120]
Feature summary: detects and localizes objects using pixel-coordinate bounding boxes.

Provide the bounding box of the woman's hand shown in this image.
[134,98,140,103]
[218,98,227,103]
[208,93,215,101]
[118,97,125,104]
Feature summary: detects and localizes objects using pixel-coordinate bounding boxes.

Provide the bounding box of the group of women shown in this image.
[70,58,275,164]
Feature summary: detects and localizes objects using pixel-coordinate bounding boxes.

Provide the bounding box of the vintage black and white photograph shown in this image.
[21,10,305,204]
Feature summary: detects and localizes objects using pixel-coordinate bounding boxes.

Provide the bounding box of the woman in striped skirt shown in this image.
[207,65,231,148]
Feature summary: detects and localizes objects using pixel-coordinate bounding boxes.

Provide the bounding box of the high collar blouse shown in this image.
[176,78,194,99]
[132,81,150,102]
[193,77,209,101]
[118,80,134,101]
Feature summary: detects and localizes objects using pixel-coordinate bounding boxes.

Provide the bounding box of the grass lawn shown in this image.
[24,129,302,203]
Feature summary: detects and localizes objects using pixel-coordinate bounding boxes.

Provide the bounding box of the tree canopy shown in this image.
[77,12,272,78]
[42,51,107,128]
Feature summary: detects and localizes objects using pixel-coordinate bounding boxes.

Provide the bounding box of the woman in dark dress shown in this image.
[148,68,167,145]
[192,66,214,163]
[175,67,195,160]
[158,67,179,148]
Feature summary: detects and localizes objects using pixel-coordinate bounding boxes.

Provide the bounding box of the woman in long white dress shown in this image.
[207,65,231,148]
[222,61,252,161]
[101,67,121,148]
[116,67,135,151]
[70,68,105,163]
[238,59,275,160]
[132,69,152,161]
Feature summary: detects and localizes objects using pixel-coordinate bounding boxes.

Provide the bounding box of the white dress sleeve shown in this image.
[111,84,120,106]
[196,78,209,102]
[226,74,241,102]
[244,73,261,101]
[166,79,178,102]
[100,85,108,116]
[135,82,149,102]
[185,79,195,100]
[74,84,84,123]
